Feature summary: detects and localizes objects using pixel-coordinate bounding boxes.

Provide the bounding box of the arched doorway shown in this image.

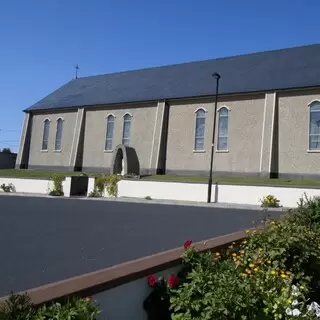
[110,144,140,176]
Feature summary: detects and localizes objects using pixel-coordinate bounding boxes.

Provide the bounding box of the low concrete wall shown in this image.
[0,177,319,207]
[0,152,17,169]
[0,177,71,196]
[118,180,216,202]
[94,266,180,320]
[217,184,320,207]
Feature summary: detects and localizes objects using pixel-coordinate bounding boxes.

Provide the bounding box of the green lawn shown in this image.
[141,174,320,188]
[0,169,97,180]
[0,169,319,188]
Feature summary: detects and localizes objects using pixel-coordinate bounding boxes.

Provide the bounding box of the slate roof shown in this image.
[25,44,320,112]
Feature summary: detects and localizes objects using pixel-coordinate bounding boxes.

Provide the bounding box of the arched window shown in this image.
[217,107,229,151]
[194,108,206,151]
[122,113,132,146]
[54,118,63,151]
[309,101,320,150]
[42,119,50,150]
[105,115,115,151]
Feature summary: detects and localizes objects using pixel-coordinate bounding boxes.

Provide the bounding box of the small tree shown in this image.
[1,148,12,153]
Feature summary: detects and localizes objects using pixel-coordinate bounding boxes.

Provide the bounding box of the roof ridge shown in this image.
[77,43,320,80]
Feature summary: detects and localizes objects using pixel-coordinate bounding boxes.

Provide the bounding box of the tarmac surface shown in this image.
[0,194,281,296]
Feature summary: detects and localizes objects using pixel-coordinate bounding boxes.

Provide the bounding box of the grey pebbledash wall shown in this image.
[0,152,17,169]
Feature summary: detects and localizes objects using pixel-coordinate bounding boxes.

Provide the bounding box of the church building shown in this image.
[16,44,320,179]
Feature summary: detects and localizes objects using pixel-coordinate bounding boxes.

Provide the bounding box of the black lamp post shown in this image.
[207,72,221,203]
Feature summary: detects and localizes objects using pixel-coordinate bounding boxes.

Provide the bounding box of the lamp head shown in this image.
[212,72,221,80]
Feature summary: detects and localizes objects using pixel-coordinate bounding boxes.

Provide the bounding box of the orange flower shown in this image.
[232,253,237,257]
[215,252,220,256]
[240,273,247,277]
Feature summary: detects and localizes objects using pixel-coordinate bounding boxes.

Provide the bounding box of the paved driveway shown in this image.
[0,195,279,296]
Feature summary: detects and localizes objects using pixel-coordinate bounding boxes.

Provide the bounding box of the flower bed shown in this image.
[144,195,320,319]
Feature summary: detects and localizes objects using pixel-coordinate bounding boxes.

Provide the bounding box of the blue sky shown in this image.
[0,0,319,152]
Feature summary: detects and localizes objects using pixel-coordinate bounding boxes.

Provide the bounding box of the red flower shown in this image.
[167,275,180,288]
[184,240,192,249]
[147,274,158,287]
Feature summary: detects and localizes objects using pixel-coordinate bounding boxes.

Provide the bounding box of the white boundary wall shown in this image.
[117,180,216,202]
[117,180,320,207]
[217,184,320,207]
[0,177,71,196]
[1,177,320,207]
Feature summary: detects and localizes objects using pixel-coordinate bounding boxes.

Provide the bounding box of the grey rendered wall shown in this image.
[28,111,77,170]
[165,94,265,176]
[82,103,157,174]
[278,88,320,178]
[0,152,17,169]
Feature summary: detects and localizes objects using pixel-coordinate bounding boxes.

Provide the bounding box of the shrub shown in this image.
[49,175,64,196]
[0,293,101,320]
[0,183,15,193]
[34,296,100,320]
[0,292,34,320]
[94,175,120,198]
[286,194,320,229]
[260,194,281,208]
[145,196,152,200]
[88,189,102,198]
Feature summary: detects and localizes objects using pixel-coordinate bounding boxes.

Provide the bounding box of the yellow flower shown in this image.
[215,252,220,256]
[254,267,259,272]
[245,229,250,234]
[300,286,305,290]
[286,271,291,275]
[240,273,247,277]
[228,245,233,249]
[259,248,263,252]
[267,260,271,264]
[249,263,255,268]
[242,240,248,245]
[85,297,91,303]
[240,250,245,254]
[271,221,276,225]
[281,274,287,279]
[288,299,292,304]
[271,270,276,275]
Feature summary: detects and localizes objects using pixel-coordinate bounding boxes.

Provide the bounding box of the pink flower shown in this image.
[184,240,192,249]
[167,275,180,288]
[147,274,158,287]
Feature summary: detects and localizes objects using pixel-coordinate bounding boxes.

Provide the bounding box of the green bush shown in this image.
[260,194,281,208]
[0,293,100,320]
[49,175,64,196]
[0,183,15,193]
[93,175,120,198]
[88,189,102,198]
[144,199,320,319]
